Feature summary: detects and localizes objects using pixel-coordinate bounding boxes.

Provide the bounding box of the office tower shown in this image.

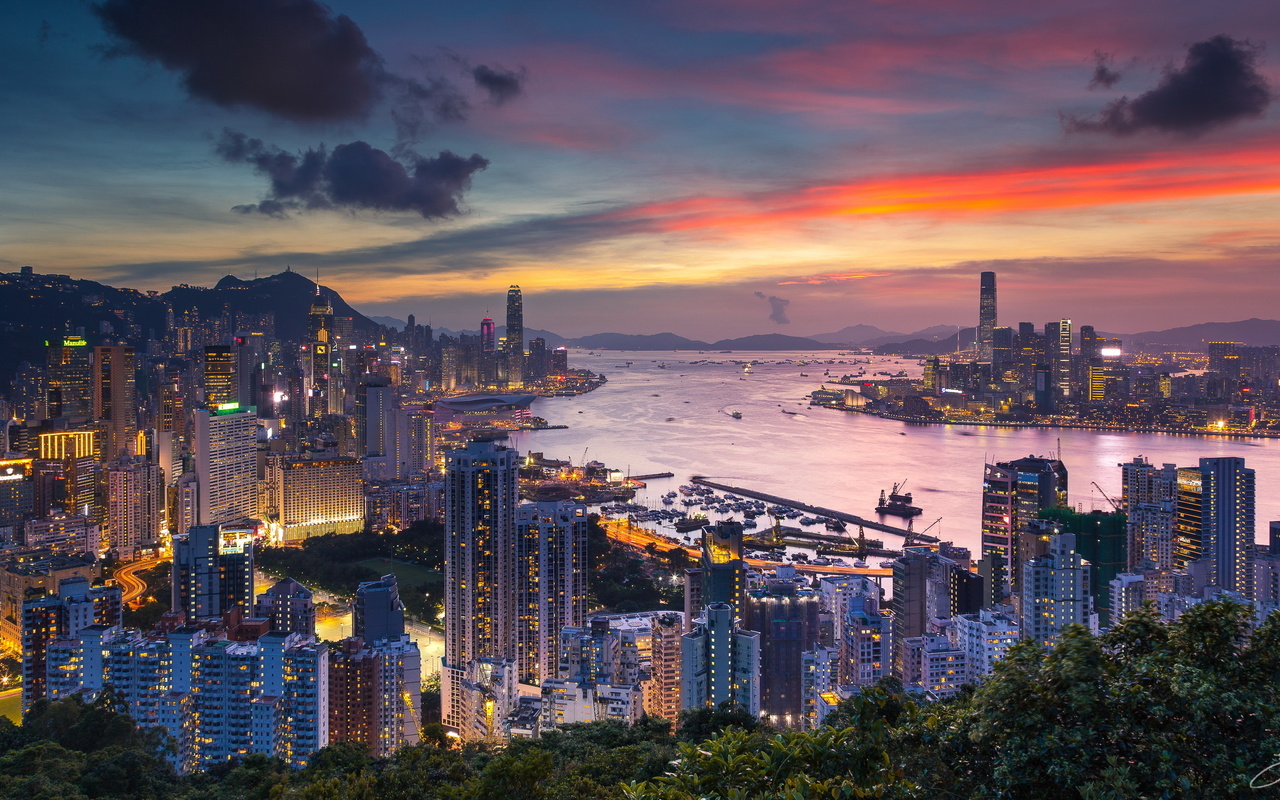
[684,521,747,628]
[950,609,1018,679]
[1079,325,1099,363]
[404,408,436,475]
[442,439,518,735]
[355,574,406,644]
[92,345,137,458]
[12,361,47,421]
[841,594,892,686]
[21,576,121,708]
[980,455,1068,596]
[0,456,34,532]
[264,456,363,541]
[643,612,685,722]
[355,375,393,458]
[33,450,98,520]
[233,332,268,409]
[254,577,316,636]
[194,405,258,526]
[1045,319,1072,398]
[480,317,495,352]
[1021,533,1096,646]
[1207,341,1240,376]
[680,602,760,716]
[515,501,588,683]
[1120,457,1178,570]
[977,271,996,362]
[202,346,236,406]
[744,577,823,728]
[46,337,92,418]
[550,347,568,377]
[308,292,334,418]
[171,524,254,623]
[104,456,164,559]
[23,510,99,554]
[1176,457,1255,594]
[505,285,524,387]
[527,337,549,382]
[991,326,1013,379]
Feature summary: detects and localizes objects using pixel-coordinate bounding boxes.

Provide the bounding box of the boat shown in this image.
[876,481,923,518]
[730,411,743,419]
[781,409,798,415]
[880,560,898,569]
[674,516,708,533]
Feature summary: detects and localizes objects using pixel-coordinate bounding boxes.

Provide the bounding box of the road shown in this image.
[113,556,165,604]
[603,518,892,578]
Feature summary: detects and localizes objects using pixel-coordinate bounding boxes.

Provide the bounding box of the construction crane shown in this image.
[903,517,941,549]
[1091,481,1122,512]
[854,525,868,559]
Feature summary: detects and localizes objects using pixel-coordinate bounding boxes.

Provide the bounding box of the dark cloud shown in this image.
[93,0,388,123]
[473,64,525,105]
[1066,35,1271,136]
[1088,51,1122,90]
[216,129,488,219]
[754,291,790,324]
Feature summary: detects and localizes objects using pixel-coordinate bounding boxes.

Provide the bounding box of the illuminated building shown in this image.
[33,454,98,520]
[950,608,1018,679]
[355,375,393,458]
[980,455,1068,596]
[799,646,836,730]
[977,271,996,362]
[642,613,684,722]
[1121,457,1177,570]
[515,501,587,683]
[254,577,316,636]
[1021,533,1097,646]
[841,594,891,686]
[202,345,236,406]
[1046,319,1073,398]
[1173,458,1255,595]
[505,285,524,388]
[105,456,164,560]
[92,346,137,458]
[0,457,34,531]
[901,634,967,698]
[680,602,760,716]
[23,510,98,555]
[21,576,121,709]
[0,553,96,654]
[264,456,363,542]
[194,404,258,526]
[38,429,97,461]
[307,291,334,418]
[46,626,328,771]
[550,347,568,377]
[171,524,254,624]
[744,577,823,728]
[46,337,91,418]
[442,439,519,737]
[480,317,495,352]
[683,521,746,629]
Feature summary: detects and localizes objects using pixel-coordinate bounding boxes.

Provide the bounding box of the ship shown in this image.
[876,481,922,518]
[730,411,743,419]
[674,515,709,533]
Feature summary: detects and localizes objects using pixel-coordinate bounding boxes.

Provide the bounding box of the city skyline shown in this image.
[4,1,1280,338]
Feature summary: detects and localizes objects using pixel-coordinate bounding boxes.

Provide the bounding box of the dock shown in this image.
[629,472,675,481]
[690,476,940,544]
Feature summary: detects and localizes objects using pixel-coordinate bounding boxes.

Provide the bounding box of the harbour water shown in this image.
[513,350,1280,557]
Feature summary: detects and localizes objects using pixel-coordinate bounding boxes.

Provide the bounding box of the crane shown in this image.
[903,517,941,549]
[1091,481,1122,512]
[854,525,868,559]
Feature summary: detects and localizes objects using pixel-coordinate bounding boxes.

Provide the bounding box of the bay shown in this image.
[512,350,1280,557]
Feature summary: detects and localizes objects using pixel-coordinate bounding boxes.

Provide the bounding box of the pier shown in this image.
[629,472,675,481]
[689,476,940,544]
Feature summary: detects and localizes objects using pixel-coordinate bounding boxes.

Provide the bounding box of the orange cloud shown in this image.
[777,271,893,285]
[596,140,1280,234]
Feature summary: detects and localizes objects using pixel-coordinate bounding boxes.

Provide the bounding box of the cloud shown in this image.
[1066,35,1272,136]
[93,0,390,123]
[754,291,790,324]
[473,64,525,105]
[216,129,488,219]
[1088,51,1122,90]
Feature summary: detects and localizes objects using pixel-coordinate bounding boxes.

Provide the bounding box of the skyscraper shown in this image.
[21,576,122,709]
[480,317,495,352]
[1174,457,1255,594]
[980,455,1068,596]
[194,405,258,526]
[1021,533,1096,646]
[680,602,760,716]
[202,345,236,406]
[505,285,524,388]
[515,500,588,683]
[977,271,996,362]
[92,345,137,458]
[1120,457,1178,570]
[307,291,334,418]
[442,439,519,735]
[684,521,747,629]
[46,337,92,418]
[105,456,164,560]
[254,577,317,636]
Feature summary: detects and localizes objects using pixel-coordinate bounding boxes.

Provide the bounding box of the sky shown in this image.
[3,0,1280,339]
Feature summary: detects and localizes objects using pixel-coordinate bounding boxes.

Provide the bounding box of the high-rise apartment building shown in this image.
[950,608,1018,679]
[92,345,137,458]
[515,501,587,683]
[744,577,824,728]
[254,577,316,636]
[1174,457,1255,594]
[1021,533,1096,646]
[643,612,684,723]
[680,602,760,716]
[21,576,121,708]
[841,594,892,686]
[105,456,164,559]
[977,271,996,362]
[980,455,1068,596]
[23,510,99,554]
[684,521,747,629]
[171,524,254,624]
[194,404,258,526]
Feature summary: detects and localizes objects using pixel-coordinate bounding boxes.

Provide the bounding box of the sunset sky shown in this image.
[4,0,1280,338]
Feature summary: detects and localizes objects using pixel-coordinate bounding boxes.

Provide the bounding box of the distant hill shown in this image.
[708,334,844,351]
[1128,319,1280,349]
[873,327,976,355]
[165,271,378,342]
[368,315,406,329]
[808,324,902,345]
[572,332,710,350]
[860,325,966,348]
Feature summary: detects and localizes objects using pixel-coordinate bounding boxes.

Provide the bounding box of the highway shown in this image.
[603,518,891,579]
[113,556,165,605]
